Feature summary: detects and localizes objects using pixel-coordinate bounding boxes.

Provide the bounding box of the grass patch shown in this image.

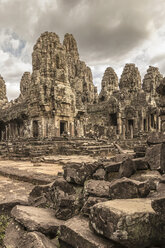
[0,215,10,245]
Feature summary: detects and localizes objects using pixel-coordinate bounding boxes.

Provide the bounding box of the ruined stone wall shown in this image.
[87,62,164,140]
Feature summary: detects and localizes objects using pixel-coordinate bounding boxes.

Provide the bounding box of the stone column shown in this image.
[5,125,8,140]
[8,123,11,140]
[2,131,4,141]
[148,115,151,131]
[122,124,126,140]
[130,124,133,139]
[134,117,138,136]
[117,113,122,135]
[146,117,149,132]
[158,117,161,132]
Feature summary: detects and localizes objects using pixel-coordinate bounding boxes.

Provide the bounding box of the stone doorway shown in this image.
[109,113,117,126]
[128,119,134,139]
[60,121,67,136]
[33,120,39,138]
[0,121,5,141]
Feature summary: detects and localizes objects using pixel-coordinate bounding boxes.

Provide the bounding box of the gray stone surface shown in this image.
[133,157,149,170]
[81,196,108,216]
[0,175,33,213]
[4,219,57,248]
[131,170,161,190]
[90,199,164,247]
[63,161,100,185]
[145,143,165,173]
[119,158,137,178]
[59,216,124,248]
[84,179,111,198]
[0,159,61,185]
[109,177,150,199]
[152,197,165,217]
[11,205,64,235]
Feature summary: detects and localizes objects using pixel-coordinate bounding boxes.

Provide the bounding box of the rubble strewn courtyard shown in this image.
[0,32,164,248]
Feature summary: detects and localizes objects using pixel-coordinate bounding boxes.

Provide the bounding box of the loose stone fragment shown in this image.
[109,177,150,199]
[90,199,164,248]
[119,158,137,178]
[59,216,124,248]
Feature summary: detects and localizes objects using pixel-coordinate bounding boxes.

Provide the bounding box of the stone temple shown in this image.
[0,32,165,248]
[0,31,164,144]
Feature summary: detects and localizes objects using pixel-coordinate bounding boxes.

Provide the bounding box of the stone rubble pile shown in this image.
[3,132,165,248]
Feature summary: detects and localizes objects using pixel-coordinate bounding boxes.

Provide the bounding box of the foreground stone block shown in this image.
[63,162,100,185]
[119,158,137,178]
[4,220,57,248]
[152,197,165,217]
[90,199,164,248]
[145,143,165,173]
[109,177,150,199]
[103,162,121,173]
[84,179,111,198]
[53,178,83,220]
[131,170,161,190]
[147,132,165,145]
[0,175,34,213]
[149,183,165,198]
[59,216,123,248]
[81,196,108,216]
[132,158,149,170]
[11,205,64,235]
[19,231,57,248]
[29,182,54,208]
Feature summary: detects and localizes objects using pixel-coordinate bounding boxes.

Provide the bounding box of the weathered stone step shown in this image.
[11,205,64,235]
[0,175,34,213]
[59,216,124,248]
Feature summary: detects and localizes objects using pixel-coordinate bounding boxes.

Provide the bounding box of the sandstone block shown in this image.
[63,162,100,185]
[145,143,165,173]
[109,177,150,199]
[90,199,164,247]
[53,178,83,220]
[133,157,149,170]
[131,170,161,190]
[11,205,64,235]
[152,197,165,217]
[4,219,56,248]
[81,196,108,216]
[59,216,123,248]
[84,179,111,198]
[119,158,137,178]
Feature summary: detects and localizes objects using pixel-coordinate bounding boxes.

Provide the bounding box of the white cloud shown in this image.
[0,0,164,99]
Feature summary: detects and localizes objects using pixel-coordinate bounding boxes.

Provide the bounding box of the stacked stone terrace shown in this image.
[0,31,164,146]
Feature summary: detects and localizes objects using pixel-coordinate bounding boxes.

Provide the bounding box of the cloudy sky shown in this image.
[0,0,165,100]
